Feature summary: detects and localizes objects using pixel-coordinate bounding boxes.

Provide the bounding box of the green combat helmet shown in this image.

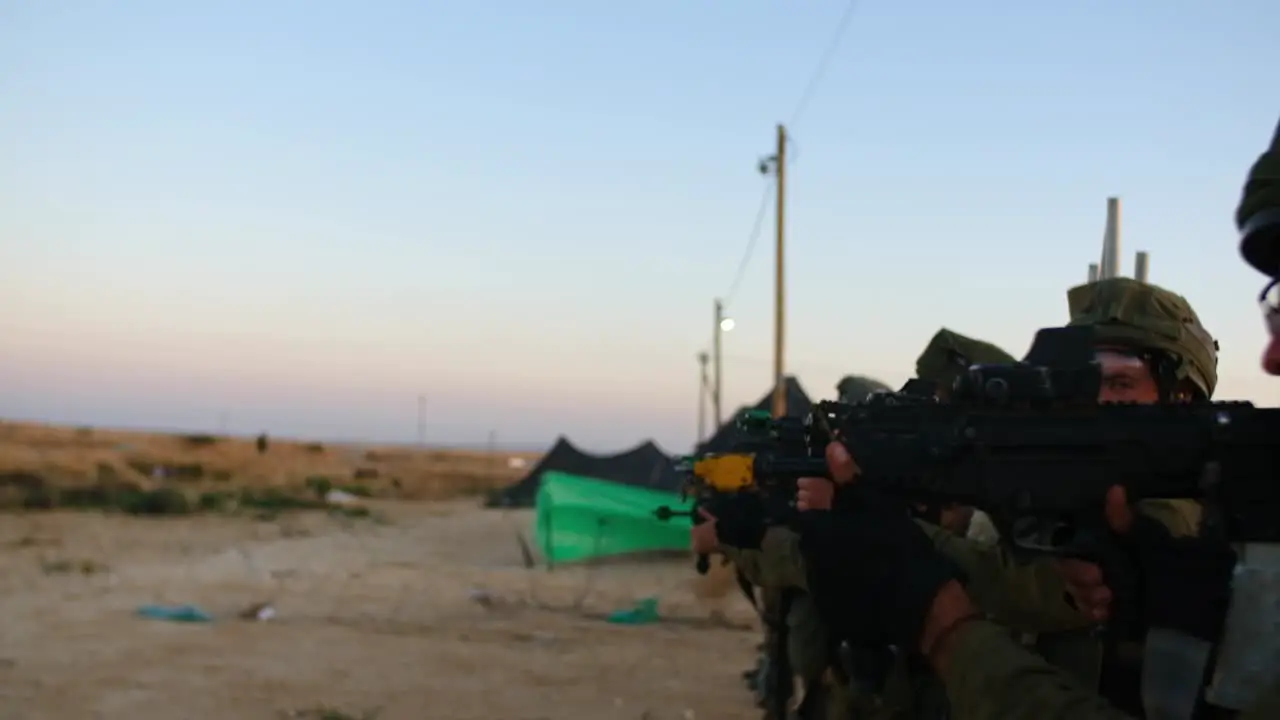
[1237,119,1280,276]
[1067,277,1219,399]
[915,328,1017,393]
[835,374,891,404]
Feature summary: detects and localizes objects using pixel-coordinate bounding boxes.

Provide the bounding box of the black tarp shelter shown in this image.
[484,437,680,508]
[483,376,815,509]
[695,376,813,454]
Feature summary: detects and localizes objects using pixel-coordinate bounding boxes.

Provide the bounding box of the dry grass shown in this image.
[0,420,540,511]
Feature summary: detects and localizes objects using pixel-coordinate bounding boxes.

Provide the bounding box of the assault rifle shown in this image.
[671,325,1280,554]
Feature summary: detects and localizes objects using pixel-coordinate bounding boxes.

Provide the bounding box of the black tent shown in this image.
[696,376,813,454]
[484,437,680,508]
[483,376,814,509]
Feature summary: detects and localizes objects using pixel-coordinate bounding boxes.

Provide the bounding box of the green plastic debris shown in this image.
[606,596,660,625]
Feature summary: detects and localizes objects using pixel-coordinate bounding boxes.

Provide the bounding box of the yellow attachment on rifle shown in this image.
[691,454,756,491]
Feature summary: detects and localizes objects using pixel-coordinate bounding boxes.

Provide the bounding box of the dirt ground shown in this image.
[0,499,761,720]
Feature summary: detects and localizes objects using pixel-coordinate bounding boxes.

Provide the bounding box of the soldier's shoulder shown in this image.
[1134,498,1202,537]
[943,620,1132,718]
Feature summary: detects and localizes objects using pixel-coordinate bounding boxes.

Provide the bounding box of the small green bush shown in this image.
[119,487,192,516]
[197,490,234,512]
[304,476,334,498]
[238,487,323,512]
[21,487,57,510]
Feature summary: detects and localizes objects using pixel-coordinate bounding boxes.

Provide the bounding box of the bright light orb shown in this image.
[720,317,736,332]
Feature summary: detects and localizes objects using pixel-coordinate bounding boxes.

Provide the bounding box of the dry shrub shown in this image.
[0,421,540,505]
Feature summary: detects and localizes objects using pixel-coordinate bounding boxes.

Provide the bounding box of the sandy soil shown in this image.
[0,500,760,720]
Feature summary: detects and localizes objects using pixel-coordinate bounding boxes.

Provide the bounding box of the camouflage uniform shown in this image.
[729,524,1091,719]
[939,620,1280,720]
[723,530,847,719]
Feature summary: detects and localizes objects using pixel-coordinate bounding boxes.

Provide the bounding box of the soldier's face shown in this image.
[1095,349,1160,404]
[1259,280,1280,376]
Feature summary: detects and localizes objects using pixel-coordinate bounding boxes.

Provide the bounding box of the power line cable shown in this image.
[721,0,861,303]
[787,0,861,131]
[723,181,774,305]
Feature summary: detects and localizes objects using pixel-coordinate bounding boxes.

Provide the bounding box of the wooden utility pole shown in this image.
[697,351,710,443]
[712,299,725,427]
[771,124,788,419]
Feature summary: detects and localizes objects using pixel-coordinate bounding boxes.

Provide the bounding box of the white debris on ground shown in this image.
[323,489,363,507]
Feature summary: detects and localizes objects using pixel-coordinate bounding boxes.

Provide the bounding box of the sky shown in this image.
[1,1,1277,453]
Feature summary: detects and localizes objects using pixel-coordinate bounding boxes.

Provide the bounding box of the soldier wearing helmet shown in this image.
[794,282,1248,720]
[788,330,1100,719]
[902,121,1280,720]
[1013,278,1223,715]
[915,327,1019,402]
[835,374,891,405]
[783,122,1280,720]
[912,327,1018,537]
[1066,277,1219,404]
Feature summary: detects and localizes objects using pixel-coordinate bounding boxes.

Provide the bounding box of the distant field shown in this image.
[0,420,541,513]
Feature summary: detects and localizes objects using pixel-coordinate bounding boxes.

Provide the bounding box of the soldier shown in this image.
[912,327,1019,537]
[704,329,1093,719]
[802,277,1228,714]
[914,328,1017,402]
[805,328,1099,635]
[795,123,1280,718]
[1051,277,1220,711]
[694,478,857,718]
[836,375,891,405]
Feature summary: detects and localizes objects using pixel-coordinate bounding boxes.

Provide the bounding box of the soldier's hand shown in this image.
[1102,485,1236,642]
[824,442,860,485]
[1051,487,1130,621]
[690,507,719,554]
[1102,485,1136,534]
[1053,558,1113,621]
[796,477,834,511]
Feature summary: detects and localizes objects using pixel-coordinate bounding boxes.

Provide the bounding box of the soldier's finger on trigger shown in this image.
[1103,485,1134,534]
[824,443,858,484]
